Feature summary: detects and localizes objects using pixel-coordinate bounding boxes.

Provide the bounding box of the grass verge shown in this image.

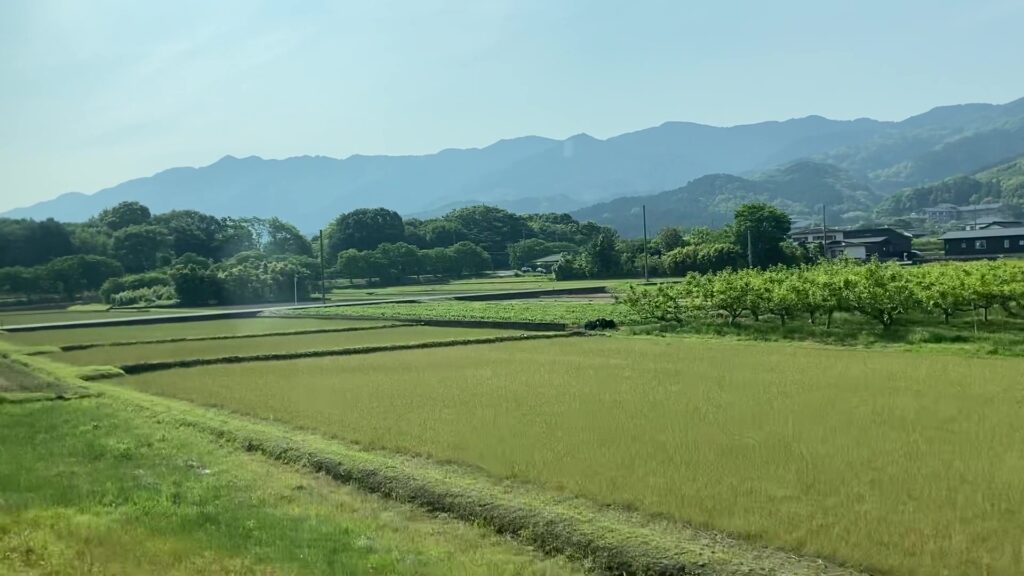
[0,397,583,575]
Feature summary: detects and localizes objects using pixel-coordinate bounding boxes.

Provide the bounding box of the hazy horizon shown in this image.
[3,0,1024,212]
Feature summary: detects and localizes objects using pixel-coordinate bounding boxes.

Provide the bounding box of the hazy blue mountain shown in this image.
[572,161,881,236]
[5,97,1024,232]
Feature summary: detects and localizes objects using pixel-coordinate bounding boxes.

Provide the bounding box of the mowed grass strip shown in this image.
[53,326,523,367]
[0,398,583,576]
[123,337,1024,576]
[1,317,384,347]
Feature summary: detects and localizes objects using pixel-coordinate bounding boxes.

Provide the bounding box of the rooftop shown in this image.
[939,226,1024,240]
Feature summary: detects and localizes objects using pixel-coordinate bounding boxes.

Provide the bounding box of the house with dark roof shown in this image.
[964,217,1024,231]
[790,227,913,260]
[940,227,1024,257]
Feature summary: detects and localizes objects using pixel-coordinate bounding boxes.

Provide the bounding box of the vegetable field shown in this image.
[122,336,1024,576]
[282,300,635,326]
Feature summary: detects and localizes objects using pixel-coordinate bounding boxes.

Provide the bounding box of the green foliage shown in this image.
[44,255,124,300]
[326,207,406,259]
[507,238,577,269]
[99,271,173,303]
[653,226,684,252]
[94,201,152,231]
[733,202,793,268]
[0,218,75,268]
[444,205,527,267]
[111,224,172,273]
[622,259,1024,331]
[661,243,740,275]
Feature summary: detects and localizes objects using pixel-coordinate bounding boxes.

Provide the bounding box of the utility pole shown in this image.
[821,204,828,260]
[319,230,326,305]
[642,204,649,282]
[293,273,298,306]
[747,229,753,268]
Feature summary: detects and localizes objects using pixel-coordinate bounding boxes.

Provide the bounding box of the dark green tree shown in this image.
[326,208,405,259]
[96,201,152,231]
[733,203,792,268]
[111,225,171,273]
[45,255,123,299]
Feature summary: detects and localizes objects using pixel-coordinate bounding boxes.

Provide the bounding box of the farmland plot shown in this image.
[122,336,1024,576]
[0,317,389,347]
[53,326,521,366]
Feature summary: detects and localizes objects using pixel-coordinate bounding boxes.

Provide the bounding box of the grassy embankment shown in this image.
[122,336,1024,576]
[0,360,582,575]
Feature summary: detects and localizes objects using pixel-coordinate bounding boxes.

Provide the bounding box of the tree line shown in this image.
[621,259,1024,330]
[0,198,809,305]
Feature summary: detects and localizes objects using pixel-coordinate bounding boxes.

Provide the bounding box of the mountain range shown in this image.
[5,96,1024,234]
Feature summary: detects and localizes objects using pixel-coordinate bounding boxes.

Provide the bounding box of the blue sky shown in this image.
[2,0,1023,211]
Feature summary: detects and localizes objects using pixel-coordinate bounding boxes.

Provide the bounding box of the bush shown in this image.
[109,285,177,307]
[100,272,172,303]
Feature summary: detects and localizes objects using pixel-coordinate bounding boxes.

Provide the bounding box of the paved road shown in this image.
[0,286,607,332]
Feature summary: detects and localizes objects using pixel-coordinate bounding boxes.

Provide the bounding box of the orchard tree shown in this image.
[848,260,917,329]
[914,264,971,323]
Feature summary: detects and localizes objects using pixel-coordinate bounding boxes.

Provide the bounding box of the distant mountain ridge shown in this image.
[572,161,882,236]
[5,96,1024,232]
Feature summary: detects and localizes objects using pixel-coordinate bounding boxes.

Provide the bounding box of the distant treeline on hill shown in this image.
[0,200,818,306]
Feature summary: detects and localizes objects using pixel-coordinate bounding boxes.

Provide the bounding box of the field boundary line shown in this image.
[115,332,581,374]
[58,322,411,351]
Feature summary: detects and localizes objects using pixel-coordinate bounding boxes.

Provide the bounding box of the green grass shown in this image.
[53,326,520,366]
[0,358,79,402]
[0,317,384,347]
[0,398,581,575]
[284,300,636,326]
[123,336,1024,576]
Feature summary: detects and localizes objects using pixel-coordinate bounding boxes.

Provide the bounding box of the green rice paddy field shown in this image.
[52,326,519,366]
[0,317,387,347]
[0,307,200,328]
[121,336,1024,576]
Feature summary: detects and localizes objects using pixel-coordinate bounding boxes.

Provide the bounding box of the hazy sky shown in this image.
[2,0,1023,211]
